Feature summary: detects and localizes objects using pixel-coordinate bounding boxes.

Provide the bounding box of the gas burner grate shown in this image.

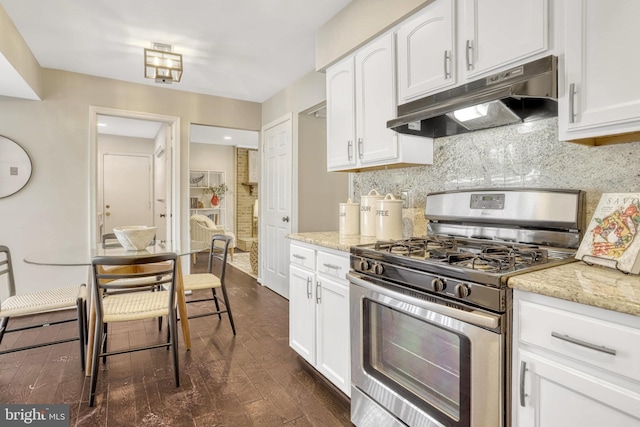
[375,237,457,259]
[448,252,516,272]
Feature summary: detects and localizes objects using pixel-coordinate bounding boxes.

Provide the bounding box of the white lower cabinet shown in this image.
[289,242,350,396]
[513,290,640,426]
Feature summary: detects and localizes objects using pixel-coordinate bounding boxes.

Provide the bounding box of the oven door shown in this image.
[348,272,504,427]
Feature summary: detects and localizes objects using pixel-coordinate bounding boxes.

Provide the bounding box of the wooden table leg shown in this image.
[176,256,191,350]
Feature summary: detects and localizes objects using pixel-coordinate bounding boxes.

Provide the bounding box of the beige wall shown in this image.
[298,112,348,232]
[315,0,432,70]
[0,6,42,98]
[0,67,260,293]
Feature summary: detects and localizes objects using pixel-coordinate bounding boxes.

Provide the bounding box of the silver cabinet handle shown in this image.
[357,138,364,160]
[322,263,341,270]
[306,276,312,299]
[292,254,306,260]
[465,40,473,71]
[443,50,451,79]
[347,140,353,161]
[316,281,322,304]
[569,83,577,123]
[520,360,528,407]
[551,331,617,356]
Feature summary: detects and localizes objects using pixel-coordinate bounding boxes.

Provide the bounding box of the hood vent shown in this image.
[388,55,558,138]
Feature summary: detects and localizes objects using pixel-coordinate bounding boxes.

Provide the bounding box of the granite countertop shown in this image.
[508,261,640,317]
[287,231,377,252]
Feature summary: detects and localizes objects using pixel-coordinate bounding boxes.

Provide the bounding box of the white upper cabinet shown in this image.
[354,33,398,166]
[326,57,356,170]
[397,0,456,104]
[559,0,640,145]
[396,0,549,103]
[326,33,433,172]
[461,0,548,79]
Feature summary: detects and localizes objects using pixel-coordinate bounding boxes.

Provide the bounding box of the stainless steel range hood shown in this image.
[388,55,558,138]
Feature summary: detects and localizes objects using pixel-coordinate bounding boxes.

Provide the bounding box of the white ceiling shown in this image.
[1,0,351,103]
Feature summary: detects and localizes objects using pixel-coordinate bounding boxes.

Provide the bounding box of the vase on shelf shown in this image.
[210,195,219,207]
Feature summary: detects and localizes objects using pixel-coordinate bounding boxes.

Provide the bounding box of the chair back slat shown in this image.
[0,245,17,301]
[207,235,231,280]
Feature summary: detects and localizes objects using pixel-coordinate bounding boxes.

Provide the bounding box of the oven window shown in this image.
[363,299,471,425]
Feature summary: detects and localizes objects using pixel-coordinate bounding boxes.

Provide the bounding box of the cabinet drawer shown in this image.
[316,250,349,282]
[518,299,640,382]
[290,244,315,270]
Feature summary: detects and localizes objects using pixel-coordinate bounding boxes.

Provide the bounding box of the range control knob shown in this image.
[372,263,384,275]
[431,278,446,292]
[454,283,470,298]
[358,259,371,271]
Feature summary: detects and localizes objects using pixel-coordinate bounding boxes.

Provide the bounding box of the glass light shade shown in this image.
[144,48,183,82]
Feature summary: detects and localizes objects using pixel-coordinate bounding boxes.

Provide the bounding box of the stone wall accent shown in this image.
[236,148,258,250]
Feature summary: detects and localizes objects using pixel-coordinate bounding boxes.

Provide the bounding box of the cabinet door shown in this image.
[516,350,640,427]
[462,0,548,79]
[560,0,640,140]
[316,276,350,396]
[355,33,398,165]
[397,0,456,103]
[289,266,316,364]
[326,57,357,171]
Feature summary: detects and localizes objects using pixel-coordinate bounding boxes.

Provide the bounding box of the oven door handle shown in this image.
[347,272,500,329]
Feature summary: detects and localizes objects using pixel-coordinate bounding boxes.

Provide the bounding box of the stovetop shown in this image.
[350,235,578,312]
[351,236,577,286]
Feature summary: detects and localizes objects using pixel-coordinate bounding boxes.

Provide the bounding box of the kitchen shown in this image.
[1,0,640,426]
[289,0,640,426]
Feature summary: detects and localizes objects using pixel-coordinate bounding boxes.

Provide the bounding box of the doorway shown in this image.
[189,124,259,276]
[89,107,180,246]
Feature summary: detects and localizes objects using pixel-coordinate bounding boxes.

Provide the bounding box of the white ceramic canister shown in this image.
[360,189,384,237]
[376,193,403,240]
[339,198,360,235]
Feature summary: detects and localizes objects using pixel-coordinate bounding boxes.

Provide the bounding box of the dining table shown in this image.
[24,240,209,376]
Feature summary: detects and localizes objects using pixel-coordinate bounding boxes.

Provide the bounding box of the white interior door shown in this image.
[262,115,292,299]
[102,152,153,234]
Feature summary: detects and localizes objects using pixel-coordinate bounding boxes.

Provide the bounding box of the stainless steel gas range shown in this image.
[348,188,585,427]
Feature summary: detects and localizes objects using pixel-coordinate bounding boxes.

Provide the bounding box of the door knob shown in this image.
[160,214,166,218]
[105,212,111,216]
[282,216,290,222]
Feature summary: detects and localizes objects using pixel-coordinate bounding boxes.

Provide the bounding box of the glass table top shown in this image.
[24,240,209,266]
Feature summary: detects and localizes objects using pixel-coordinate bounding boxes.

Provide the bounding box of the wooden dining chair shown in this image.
[89,253,180,407]
[0,245,88,370]
[182,234,236,335]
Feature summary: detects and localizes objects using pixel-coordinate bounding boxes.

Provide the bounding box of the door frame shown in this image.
[89,106,181,246]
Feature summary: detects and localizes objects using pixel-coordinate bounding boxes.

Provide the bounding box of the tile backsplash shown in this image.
[352,117,640,233]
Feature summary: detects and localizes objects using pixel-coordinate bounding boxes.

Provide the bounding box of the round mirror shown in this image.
[0,135,32,199]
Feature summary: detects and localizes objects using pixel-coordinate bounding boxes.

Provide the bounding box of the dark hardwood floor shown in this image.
[0,256,352,426]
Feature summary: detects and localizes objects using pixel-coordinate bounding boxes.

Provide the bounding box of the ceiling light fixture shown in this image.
[144,43,183,84]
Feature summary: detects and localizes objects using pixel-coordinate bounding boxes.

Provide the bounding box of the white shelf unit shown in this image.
[189,169,226,228]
